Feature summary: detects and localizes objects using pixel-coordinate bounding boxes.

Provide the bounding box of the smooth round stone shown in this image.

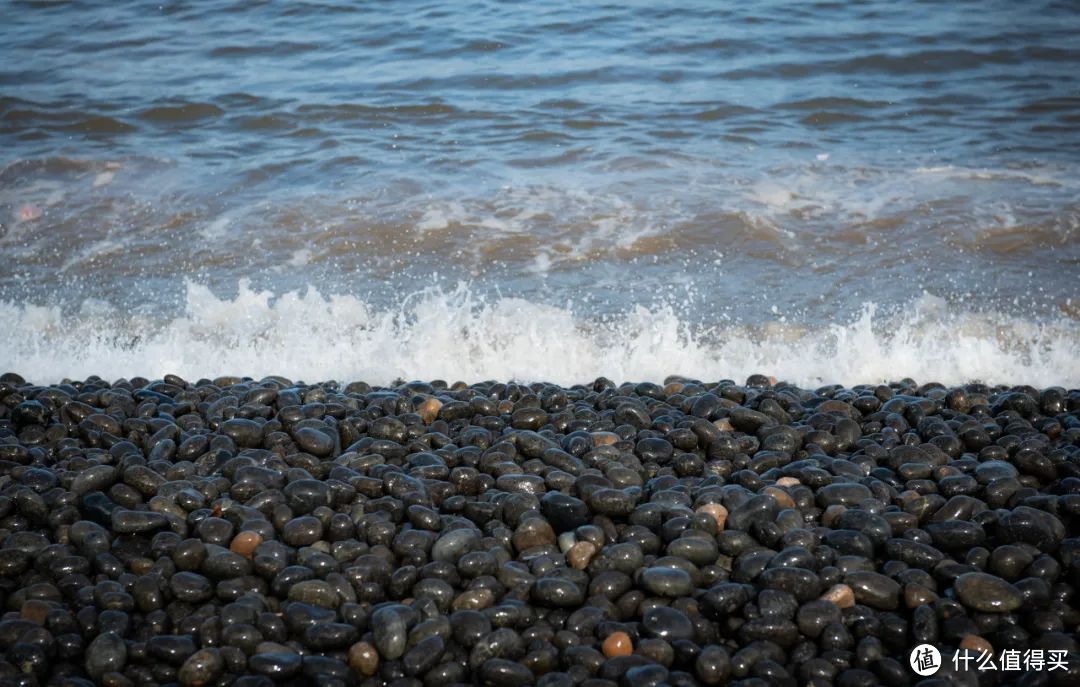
[594,542,645,575]
[347,641,378,676]
[221,418,264,448]
[625,663,670,686]
[725,494,779,531]
[371,606,408,660]
[989,545,1035,580]
[147,635,198,665]
[178,648,224,687]
[403,635,445,676]
[996,506,1065,552]
[511,407,548,430]
[304,622,358,650]
[111,509,169,534]
[71,465,119,496]
[953,572,1023,612]
[796,599,843,638]
[566,541,597,570]
[540,492,590,532]
[432,528,480,563]
[974,461,1019,483]
[512,517,556,552]
[249,651,302,678]
[925,521,986,550]
[696,645,732,685]
[283,479,331,514]
[640,567,694,597]
[85,631,127,680]
[407,504,441,530]
[602,631,633,658]
[281,516,323,546]
[468,627,525,669]
[496,474,546,494]
[12,399,48,426]
[231,531,263,559]
[588,488,637,518]
[737,618,800,647]
[702,582,754,616]
[667,535,719,567]
[642,606,695,642]
[480,658,534,686]
[196,517,235,546]
[170,571,214,603]
[758,589,799,619]
[844,571,901,610]
[450,610,491,648]
[293,427,334,457]
[532,578,585,607]
[816,483,873,508]
[884,538,945,569]
[757,567,823,602]
[287,580,341,608]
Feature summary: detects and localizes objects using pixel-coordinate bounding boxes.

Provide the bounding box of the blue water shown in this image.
[1,0,1079,384]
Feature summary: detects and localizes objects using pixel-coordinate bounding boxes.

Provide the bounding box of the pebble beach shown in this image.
[0,372,1077,685]
[3,0,1080,684]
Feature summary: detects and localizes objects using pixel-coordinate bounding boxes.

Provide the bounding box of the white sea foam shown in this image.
[1,281,1078,388]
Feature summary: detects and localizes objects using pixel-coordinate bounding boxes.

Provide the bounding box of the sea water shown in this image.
[2,0,1078,385]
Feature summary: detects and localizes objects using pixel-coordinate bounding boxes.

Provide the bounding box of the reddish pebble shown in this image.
[348,641,379,676]
[591,431,620,446]
[602,631,633,658]
[821,584,855,609]
[418,398,442,424]
[230,531,263,558]
[960,635,993,655]
[762,486,795,509]
[663,381,685,395]
[567,541,597,570]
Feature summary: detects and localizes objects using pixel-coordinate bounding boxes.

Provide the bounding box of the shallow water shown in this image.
[2,0,1079,384]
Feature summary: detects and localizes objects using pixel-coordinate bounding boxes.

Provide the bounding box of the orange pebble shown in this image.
[762,486,794,509]
[230,531,263,558]
[960,635,993,655]
[820,584,855,609]
[567,541,597,570]
[713,418,734,432]
[663,382,685,395]
[591,431,620,446]
[775,477,800,487]
[418,398,442,424]
[347,641,379,676]
[602,631,633,658]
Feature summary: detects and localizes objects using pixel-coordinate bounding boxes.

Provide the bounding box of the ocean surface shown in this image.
[2,0,1079,386]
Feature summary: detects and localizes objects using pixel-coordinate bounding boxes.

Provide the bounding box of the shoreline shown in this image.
[0,373,1077,685]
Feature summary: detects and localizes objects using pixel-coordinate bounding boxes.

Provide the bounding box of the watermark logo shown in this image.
[908,646,1070,675]
[910,644,941,676]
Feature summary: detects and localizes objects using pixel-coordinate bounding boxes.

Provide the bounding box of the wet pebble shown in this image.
[953,572,1024,612]
[640,566,694,597]
[0,373,1073,686]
